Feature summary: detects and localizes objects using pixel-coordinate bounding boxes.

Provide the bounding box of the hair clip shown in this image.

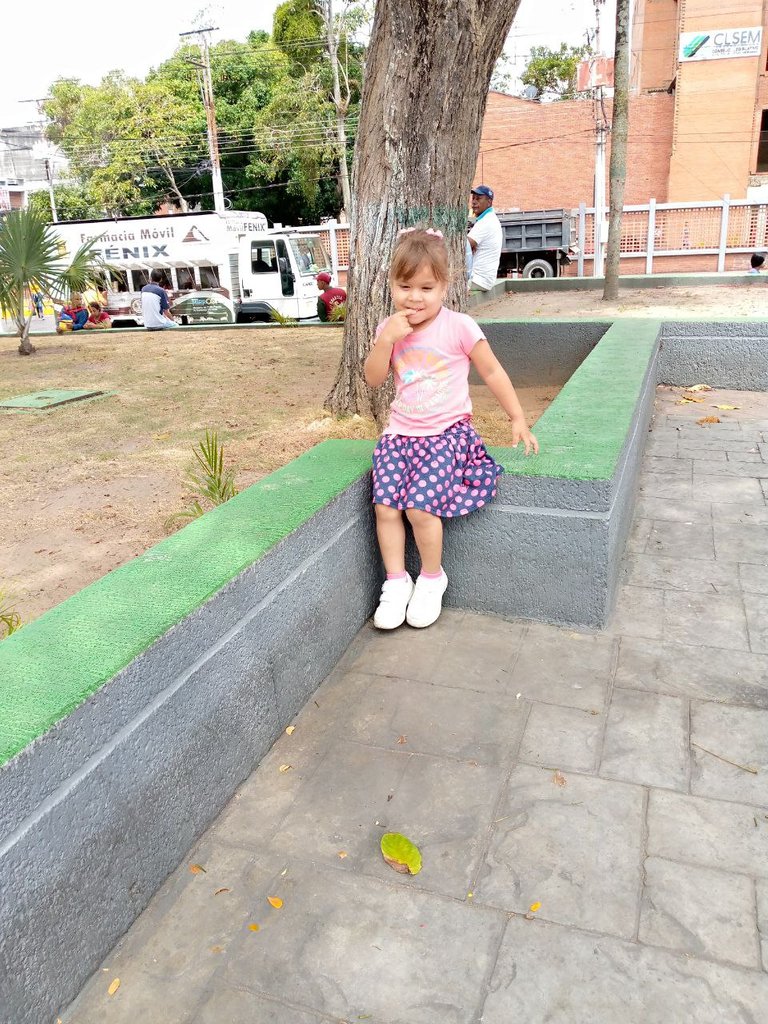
[424,228,444,239]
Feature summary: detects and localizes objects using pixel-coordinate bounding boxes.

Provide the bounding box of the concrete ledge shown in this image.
[502,272,766,294]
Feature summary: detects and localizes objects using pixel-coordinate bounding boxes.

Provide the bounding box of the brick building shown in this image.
[475,0,768,209]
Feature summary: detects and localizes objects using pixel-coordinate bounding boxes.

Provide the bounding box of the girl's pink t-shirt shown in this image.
[378,306,485,437]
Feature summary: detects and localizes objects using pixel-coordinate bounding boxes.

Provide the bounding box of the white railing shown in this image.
[576,196,768,276]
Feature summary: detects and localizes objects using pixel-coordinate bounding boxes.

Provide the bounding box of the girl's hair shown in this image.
[390,228,450,285]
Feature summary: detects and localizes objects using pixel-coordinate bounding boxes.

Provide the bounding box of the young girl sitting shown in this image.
[364,227,539,630]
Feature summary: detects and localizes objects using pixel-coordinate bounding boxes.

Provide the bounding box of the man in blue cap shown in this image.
[468,184,503,291]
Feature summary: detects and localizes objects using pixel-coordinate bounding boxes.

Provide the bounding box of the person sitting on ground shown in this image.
[749,252,766,274]
[83,301,112,329]
[316,272,346,321]
[56,293,89,333]
[141,269,178,330]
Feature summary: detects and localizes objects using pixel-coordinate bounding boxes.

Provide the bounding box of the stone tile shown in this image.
[758,881,768,972]
[193,987,324,1024]
[626,517,653,553]
[674,435,757,452]
[633,495,712,523]
[518,703,602,773]
[481,915,768,1022]
[347,609,463,682]
[609,586,664,639]
[430,611,526,694]
[344,673,526,764]
[745,594,768,653]
[601,689,687,790]
[679,446,727,461]
[475,765,644,938]
[663,592,750,651]
[741,563,768,594]
[622,553,739,595]
[615,637,768,708]
[715,522,768,564]
[727,450,763,463]
[691,702,768,804]
[645,520,714,560]
[647,790,768,877]
[639,857,759,969]
[644,456,693,477]
[222,867,506,1024]
[638,472,694,501]
[209,671,372,847]
[693,474,765,504]
[694,458,768,478]
[269,742,503,899]
[62,972,200,1024]
[711,503,768,526]
[507,624,615,711]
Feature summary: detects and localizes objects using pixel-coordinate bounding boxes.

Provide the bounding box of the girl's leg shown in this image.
[375,503,407,574]
[405,508,443,574]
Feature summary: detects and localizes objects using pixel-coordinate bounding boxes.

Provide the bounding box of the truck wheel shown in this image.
[522,259,554,279]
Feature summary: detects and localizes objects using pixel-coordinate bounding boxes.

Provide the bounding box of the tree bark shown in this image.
[325,0,521,422]
[603,0,630,301]
[321,0,353,215]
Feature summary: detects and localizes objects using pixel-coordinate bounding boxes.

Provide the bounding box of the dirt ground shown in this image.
[479,281,768,320]
[0,326,556,623]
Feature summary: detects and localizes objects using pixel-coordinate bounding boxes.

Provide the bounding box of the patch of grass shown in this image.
[0,590,22,638]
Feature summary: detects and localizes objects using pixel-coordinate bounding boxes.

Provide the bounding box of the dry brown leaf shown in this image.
[676,396,704,404]
[248,923,260,932]
[714,404,739,411]
[552,770,567,787]
[267,896,283,909]
[213,887,231,896]
[686,383,712,392]
[210,945,224,953]
[278,764,293,773]
[189,864,207,874]
[285,725,296,735]
[337,850,348,859]
[107,978,120,996]
[697,416,720,425]
[397,735,407,745]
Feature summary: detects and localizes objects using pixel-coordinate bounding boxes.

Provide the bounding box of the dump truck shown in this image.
[496,208,578,279]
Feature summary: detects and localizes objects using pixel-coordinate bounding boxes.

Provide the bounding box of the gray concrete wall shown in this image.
[0,483,379,1024]
[479,321,610,387]
[659,321,768,391]
[501,273,766,294]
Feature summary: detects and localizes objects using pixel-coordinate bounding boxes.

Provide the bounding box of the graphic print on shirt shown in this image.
[391,343,451,415]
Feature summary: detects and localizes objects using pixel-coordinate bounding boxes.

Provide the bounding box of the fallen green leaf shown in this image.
[380,832,422,875]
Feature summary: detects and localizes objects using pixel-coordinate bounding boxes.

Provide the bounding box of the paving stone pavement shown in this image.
[62,387,768,1024]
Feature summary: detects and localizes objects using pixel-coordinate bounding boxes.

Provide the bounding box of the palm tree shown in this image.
[0,208,108,355]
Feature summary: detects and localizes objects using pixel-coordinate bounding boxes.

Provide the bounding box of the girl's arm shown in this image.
[469,339,539,455]
[364,311,413,387]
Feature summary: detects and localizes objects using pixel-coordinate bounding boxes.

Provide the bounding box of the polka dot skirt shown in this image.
[372,419,502,518]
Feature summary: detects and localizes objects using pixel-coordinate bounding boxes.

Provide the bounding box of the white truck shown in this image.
[52,210,334,326]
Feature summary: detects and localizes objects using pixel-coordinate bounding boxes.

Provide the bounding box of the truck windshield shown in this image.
[289,235,330,276]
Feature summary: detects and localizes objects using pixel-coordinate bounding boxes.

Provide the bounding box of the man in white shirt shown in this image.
[468,184,503,291]
[141,270,179,330]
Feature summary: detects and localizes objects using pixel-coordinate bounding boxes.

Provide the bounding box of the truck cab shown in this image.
[234,231,331,322]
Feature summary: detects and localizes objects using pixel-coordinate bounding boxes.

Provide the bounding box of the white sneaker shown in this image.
[406,571,448,629]
[373,573,415,630]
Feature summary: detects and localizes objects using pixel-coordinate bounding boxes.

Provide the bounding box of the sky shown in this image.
[0,0,617,128]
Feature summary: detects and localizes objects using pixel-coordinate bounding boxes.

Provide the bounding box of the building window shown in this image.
[199,265,220,288]
[757,111,768,172]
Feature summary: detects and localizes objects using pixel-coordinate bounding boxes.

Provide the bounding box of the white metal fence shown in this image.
[576,196,768,276]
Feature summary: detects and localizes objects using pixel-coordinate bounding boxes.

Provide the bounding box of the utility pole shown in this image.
[180,27,226,215]
[592,0,608,278]
[603,0,631,300]
[44,158,58,222]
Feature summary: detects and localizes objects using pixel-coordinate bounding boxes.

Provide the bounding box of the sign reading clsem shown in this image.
[679,27,763,62]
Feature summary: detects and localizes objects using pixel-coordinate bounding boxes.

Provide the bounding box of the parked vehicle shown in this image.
[52,211,332,326]
[496,209,578,279]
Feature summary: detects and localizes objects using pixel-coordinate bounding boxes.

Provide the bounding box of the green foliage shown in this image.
[269,308,299,327]
[273,0,325,70]
[521,43,589,100]
[0,208,110,352]
[0,590,22,639]
[166,430,238,528]
[380,833,422,875]
[27,184,104,223]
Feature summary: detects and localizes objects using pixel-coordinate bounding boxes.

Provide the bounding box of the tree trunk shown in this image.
[17,310,35,355]
[603,0,631,301]
[325,0,522,422]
